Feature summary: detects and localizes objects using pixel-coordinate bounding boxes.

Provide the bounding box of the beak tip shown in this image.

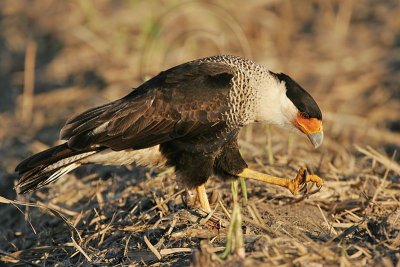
[308,131,324,149]
[313,143,321,149]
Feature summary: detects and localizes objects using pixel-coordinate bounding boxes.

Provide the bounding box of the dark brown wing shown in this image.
[60,61,235,151]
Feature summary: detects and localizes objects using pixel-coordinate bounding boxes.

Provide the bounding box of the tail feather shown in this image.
[15,143,100,194]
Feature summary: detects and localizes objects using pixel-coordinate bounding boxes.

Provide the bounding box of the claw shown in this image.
[288,167,324,196]
[299,183,308,194]
[303,168,308,177]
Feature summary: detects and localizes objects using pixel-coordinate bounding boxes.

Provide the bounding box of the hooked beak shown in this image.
[294,113,323,149]
[307,131,324,148]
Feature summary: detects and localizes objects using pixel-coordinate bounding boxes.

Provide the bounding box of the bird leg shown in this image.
[236,166,323,195]
[196,184,211,212]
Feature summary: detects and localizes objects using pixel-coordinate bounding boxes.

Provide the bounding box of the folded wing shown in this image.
[60,61,235,151]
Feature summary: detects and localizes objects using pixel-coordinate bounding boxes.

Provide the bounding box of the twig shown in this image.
[160,248,192,256]
[0,249,41,266]
[70,237,92,262]
[218,198,231,219]
[200,201,220,225]
[355,145,400,175]
[144,235,162,260]
[0,196,36,234]
[317,204,338,236]
[371,150,397,204]
[145,189,185,213]
[124,234,132,258]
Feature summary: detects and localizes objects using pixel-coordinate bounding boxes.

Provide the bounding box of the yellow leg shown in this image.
[196,184,211,212]
[237,167,323,195]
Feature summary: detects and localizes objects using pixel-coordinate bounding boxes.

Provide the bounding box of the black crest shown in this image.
[272,72,322,120]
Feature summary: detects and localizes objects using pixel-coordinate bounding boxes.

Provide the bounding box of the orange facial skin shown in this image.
[295,112,323,135]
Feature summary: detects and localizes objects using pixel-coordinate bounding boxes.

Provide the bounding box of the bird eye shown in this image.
[301,112,310,119]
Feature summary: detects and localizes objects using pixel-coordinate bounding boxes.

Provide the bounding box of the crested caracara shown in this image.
[15,55,324,211]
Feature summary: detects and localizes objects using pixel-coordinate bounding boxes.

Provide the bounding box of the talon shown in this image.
[299,183,308,194]
[306,174,324,187]
[298,166,306,176]
[288,167,324,196]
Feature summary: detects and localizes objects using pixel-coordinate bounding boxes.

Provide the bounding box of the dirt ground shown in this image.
[0,1,399,266]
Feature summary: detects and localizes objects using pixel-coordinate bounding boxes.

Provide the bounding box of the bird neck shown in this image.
[254,73,296,127]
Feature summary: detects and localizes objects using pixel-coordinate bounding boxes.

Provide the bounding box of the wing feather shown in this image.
[61,61,235,151]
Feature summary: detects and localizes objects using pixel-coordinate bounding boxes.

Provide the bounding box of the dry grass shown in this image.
[0,0,399,266]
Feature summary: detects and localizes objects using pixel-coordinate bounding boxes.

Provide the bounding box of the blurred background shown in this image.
[0,0,399,266]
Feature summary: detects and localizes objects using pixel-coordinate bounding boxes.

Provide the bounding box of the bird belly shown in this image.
[82,146,166,167]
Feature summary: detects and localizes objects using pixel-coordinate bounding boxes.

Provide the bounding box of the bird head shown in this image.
[257,72,323,148]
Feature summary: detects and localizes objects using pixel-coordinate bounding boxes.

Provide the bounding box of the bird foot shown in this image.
[183,189,197,209]
[287,166,324,195]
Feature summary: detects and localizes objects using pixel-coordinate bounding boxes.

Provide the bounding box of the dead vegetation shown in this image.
[0,0,399,266]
